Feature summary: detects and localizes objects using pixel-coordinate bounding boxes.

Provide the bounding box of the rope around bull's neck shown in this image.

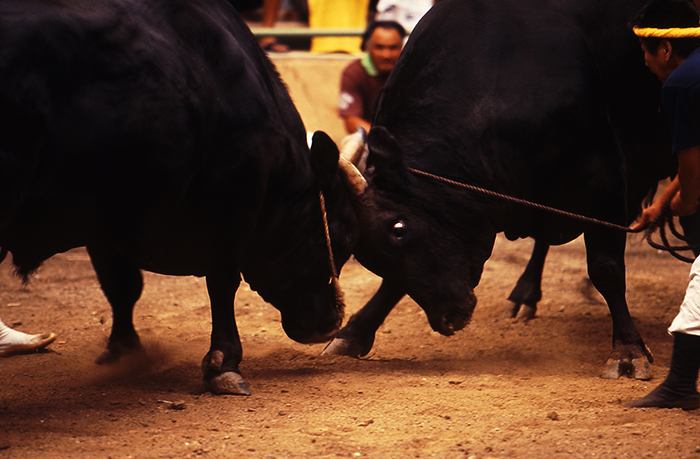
[407,167,698,263]
[319,191,338,280]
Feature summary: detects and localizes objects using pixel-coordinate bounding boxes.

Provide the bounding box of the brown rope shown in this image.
[408,168,635,232]
[408,167,699,263]
[319,191,338,280]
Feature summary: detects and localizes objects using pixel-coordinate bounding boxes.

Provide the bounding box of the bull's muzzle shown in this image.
[282,313,342,344]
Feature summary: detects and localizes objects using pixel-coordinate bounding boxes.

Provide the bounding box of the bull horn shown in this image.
[339,127,368,173]
[338,156,366,195]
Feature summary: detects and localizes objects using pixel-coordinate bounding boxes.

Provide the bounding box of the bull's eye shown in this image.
[392,220,406,239]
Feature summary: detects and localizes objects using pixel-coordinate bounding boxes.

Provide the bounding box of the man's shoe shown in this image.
[626,333,700,410]
[625,387,700,410]
[0,332,57,357]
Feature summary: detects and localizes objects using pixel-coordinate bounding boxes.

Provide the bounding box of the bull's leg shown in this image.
[323,279,405,357]
[584,230,653,380]
[201,272,250,395]
[505,240,549,321]
[86,244,144,364]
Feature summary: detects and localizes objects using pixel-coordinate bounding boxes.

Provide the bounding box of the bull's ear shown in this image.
[310,130,339,189]
[366,126,409,193]
[367,126,403,171]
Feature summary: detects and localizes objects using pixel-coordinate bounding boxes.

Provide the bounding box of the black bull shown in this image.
[0,0,359,395]
[327,0,700,379]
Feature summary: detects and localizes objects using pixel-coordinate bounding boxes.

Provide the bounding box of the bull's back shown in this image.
[0,0,306,273]
[374,0,672,232]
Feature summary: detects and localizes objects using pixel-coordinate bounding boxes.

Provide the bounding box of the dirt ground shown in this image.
[1,232,700,459]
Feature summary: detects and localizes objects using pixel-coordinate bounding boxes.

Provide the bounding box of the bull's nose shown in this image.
[284,327,339,344]
[281,315,342,344]
[294,329,338,344]
[431,301,473,336]
[441,318,457,336]
[440,311,469,336]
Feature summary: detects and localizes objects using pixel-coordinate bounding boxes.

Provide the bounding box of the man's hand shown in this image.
[630,177,681,232]
[343,116,371,136]
[630,200,666,232]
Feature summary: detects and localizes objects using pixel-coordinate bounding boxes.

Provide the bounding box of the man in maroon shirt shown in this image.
[338,21,406,134]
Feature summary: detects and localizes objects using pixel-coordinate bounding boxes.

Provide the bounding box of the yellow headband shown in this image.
[633,25,700,38]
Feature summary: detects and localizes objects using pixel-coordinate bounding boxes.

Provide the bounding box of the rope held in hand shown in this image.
[646,204,697,263]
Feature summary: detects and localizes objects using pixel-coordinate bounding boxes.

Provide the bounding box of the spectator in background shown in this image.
[375,0,434,32]
[338,21,405,134]
[0,317,56,357]
[308,0,371,53]
[229,0,291,51]
[258,0,290,52]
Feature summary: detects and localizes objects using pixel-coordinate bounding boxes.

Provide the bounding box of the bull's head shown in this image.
[338,126,497,336]
[243,131,360,345]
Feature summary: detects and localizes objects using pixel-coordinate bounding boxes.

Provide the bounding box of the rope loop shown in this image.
[645,203,697,263]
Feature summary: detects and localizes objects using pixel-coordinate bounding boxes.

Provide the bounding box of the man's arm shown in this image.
[339,62,371,134]
[629,176,680,231]
[631,145,700,231]
[672,145,700,216]
[343,116,371,135]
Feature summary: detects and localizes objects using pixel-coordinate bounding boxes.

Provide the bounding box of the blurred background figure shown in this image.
[259,0,290,51]
[338,20,405,134]
[308,0,371,53]
[374,0,434,32]
[231,0,309,51]
[0,317,56,357]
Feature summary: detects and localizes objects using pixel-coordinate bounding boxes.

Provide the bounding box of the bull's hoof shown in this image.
[201,350,250,395]
[322,337,366,358]
[504,302,537,321]
[516,304,537,322]
[95,341,144,365]
[631,356,653,380]
[504,302,519,319]
[602,359,624,379]
[602,345,653,380]
[205,372,252,396]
